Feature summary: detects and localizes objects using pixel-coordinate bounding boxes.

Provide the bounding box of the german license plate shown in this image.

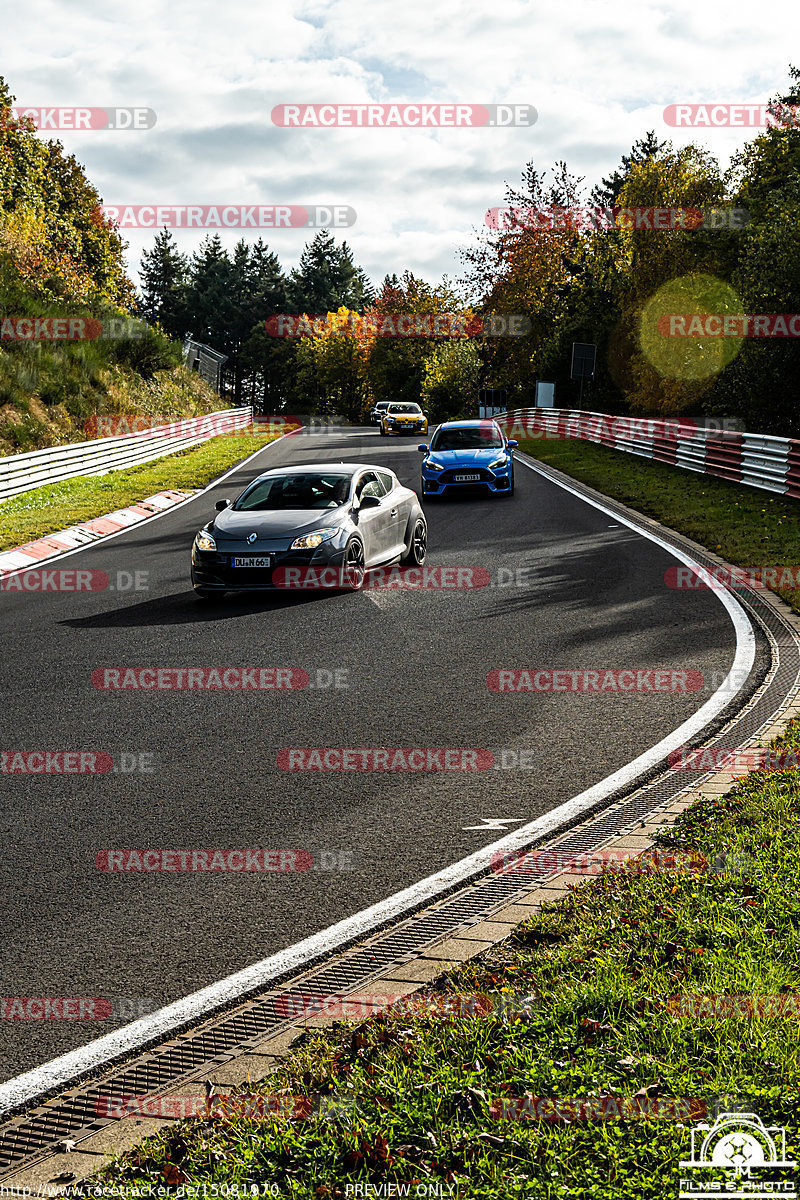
[454,473,481,482]
[231,555,271,568]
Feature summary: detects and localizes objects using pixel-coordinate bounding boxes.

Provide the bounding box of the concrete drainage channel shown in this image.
[3,454,800,1193]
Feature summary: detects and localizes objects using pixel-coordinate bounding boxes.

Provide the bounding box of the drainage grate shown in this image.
[2,462,799,1178]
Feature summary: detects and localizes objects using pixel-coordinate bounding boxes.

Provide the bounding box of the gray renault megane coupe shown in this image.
[191,462,427,597]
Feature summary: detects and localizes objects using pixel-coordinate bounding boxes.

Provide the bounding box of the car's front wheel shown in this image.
[400,517,427,566]
[340,537,366,590]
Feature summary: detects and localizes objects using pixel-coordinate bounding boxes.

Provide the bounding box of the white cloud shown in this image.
[3,0,798,292]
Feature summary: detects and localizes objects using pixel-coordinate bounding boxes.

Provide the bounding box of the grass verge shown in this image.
[82,718,800,1199]
[518,436,800,614]
[0,433,282,551]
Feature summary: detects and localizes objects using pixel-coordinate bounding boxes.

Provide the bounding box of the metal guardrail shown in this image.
[497,408,800,499]
[0,408,252,503]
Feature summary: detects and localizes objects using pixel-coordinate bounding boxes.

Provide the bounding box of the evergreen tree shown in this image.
[590,132,668,207]
[248,238,289,315]
[238,240,293,411]
[138,230,189,338]
[185,235,233,345]
[288,231,374,313]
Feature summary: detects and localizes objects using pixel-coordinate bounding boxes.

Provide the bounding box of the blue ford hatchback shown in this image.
[418,419,517,497]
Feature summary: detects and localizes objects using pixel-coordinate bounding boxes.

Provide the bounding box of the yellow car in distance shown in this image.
[380,402,429,437]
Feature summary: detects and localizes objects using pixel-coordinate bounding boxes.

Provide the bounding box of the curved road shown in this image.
[1,425,741,1081]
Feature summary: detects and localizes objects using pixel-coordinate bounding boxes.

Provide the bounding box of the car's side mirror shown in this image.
[358,494,382,510]
[417,444,429,452]
[422,410,429,416]
[508,439,518,449]
[215,499,231,511]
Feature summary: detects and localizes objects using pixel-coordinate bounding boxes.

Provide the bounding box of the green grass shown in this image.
[518,436,800,613]
[0,433,282,550]
[83,718,800,1199]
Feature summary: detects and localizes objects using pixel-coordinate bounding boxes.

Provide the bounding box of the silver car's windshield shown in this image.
[234,473,351,511]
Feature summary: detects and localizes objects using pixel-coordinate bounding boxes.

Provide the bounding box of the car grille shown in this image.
[194,551,318,588]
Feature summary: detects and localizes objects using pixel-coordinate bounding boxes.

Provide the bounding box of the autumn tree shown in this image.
[292,307,370,420]
[0,76,134,306]
[420,339,481,421]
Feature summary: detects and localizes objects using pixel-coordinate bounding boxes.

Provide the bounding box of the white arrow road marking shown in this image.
[462,817,527,831]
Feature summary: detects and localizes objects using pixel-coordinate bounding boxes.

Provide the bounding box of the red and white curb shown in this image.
[0,490,193,576]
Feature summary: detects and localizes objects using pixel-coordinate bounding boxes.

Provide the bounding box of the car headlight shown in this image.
[291,529,337,550]
[489,456,509,470]
[425,459,445,472]
[194,529,217,552]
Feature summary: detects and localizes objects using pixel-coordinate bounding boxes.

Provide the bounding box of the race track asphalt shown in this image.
[0,426,741,1080]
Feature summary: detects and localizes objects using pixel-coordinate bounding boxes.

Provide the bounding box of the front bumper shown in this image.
[384,422,428,435]
[421,463,512,495]
[191,545,347,592]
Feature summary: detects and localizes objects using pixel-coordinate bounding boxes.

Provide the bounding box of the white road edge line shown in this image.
[0,447,757,1117]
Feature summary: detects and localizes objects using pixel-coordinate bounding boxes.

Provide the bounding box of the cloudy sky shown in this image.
[4,0,798,293]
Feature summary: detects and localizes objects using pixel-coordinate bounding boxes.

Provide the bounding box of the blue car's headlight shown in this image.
[489,456,509,470]
[291,529,337,550]
[425,459,445,472]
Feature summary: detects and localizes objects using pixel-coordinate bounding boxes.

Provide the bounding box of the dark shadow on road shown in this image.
[58,587,336,628]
